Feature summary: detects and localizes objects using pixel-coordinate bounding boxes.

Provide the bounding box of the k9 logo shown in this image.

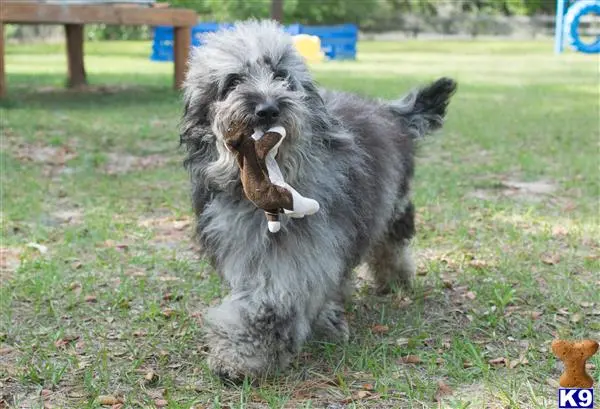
[558,388,594,409]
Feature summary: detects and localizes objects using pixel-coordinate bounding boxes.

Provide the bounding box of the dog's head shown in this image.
[183,20,325,146]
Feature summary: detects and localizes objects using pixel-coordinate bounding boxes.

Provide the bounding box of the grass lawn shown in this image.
[1,39,599,409]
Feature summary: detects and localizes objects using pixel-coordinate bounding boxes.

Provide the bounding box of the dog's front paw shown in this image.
[313,301,350,342]
[207,351,246,384]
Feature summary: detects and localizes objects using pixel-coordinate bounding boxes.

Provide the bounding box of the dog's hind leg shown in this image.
[367,201,416,294]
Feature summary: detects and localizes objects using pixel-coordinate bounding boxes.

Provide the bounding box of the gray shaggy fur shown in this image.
[180,20,456,381]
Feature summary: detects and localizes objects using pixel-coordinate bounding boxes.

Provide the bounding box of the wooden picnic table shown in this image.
[0,1,197,97]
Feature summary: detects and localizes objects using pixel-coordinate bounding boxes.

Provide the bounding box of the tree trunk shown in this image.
[271,0,283,23]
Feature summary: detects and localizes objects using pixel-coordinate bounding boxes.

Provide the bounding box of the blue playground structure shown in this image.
[151,23,358,62]
[554,0,600,53]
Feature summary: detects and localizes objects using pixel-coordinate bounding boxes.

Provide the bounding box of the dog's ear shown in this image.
[180,83,221,174]
[301,80,339,133]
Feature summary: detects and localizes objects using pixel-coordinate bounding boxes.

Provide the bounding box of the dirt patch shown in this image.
[138,215,197,254]
[102,153,174,175]
[49,208,84,225]
[0,247,21,281]
[468,179,558,203]
[35,84,145,94]
[9,140,78,178]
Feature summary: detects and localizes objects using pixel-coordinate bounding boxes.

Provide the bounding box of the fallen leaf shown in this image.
[396,337,409,347]
[100,240,129,250]
[463,360,474,368]
[55,335,79,348]
[362,383,375,391]
[436,357,445,365]
[98,395,122,406]
[162,308,176,318]
[434,380,453,402]
[162,293,182,302]
[356,390,371,399]
[465,291,476,300]
[371,324,389,334]
[84,295,97,303]
[145,371,158,383]
[541,254,560,265]
[71,261,83,269]
[41,389,52,398]
[0,347,14,355]
[509,358,529,369]
[158,275,181,282]
[488,357,506,366]
[552,226,568,237]
[26,242,48,254]
[154,399,168,407]
[126,269,146,278]
[469,259,489,269]
[133,330,147,337]
[530,311,543,320]
[398,355,421,364]
[69,281,82,291]
[579,301,594,308]
[570,313,583,323]
[396,296,413,308]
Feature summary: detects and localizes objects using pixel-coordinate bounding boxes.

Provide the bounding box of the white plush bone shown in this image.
[251,127,320,220]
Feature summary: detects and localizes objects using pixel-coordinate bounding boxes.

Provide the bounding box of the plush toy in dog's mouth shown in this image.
[224,123,319,233]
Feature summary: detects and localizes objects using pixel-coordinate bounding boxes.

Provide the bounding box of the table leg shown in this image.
[173,26,191,90]
[65,24,87,88]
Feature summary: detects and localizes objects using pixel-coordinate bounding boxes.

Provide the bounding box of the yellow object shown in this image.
[292,34,324,63]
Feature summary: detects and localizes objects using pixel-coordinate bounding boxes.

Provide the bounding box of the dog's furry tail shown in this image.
[388,77,457,139]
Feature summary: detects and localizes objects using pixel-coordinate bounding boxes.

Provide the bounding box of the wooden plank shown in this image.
[0,23,5,98]
[65,24,87,88]
[1,2,197,26]
[173,25,190,89]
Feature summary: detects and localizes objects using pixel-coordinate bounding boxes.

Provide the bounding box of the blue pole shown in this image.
[554,0,567,54]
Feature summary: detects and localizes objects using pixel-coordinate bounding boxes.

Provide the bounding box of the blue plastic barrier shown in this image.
[554,0,600,54]
[151,23,233,62]
[286,23,358,60]
[151,22,358,62]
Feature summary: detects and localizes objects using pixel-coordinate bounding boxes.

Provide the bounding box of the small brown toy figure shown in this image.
[552,339,599,388]
[224,123,319,233]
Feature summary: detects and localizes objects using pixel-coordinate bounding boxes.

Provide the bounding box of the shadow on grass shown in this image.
[1,73,178,110]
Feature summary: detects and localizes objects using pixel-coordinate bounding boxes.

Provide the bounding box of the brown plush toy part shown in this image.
[551,339,599,388]
[224,122,319,233]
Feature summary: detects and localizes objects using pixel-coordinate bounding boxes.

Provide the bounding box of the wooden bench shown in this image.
[0,1,197,97]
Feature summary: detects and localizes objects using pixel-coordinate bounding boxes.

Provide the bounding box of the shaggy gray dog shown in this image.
[180,20,456,381]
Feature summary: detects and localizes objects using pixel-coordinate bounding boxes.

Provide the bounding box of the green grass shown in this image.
[1,39,599,409]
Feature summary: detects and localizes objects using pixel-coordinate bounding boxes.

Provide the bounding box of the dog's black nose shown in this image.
[255,102,280,124]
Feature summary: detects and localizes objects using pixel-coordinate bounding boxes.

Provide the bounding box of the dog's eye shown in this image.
[221,74,243,99]
[273,71,287,81]
[225,75,241,89]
